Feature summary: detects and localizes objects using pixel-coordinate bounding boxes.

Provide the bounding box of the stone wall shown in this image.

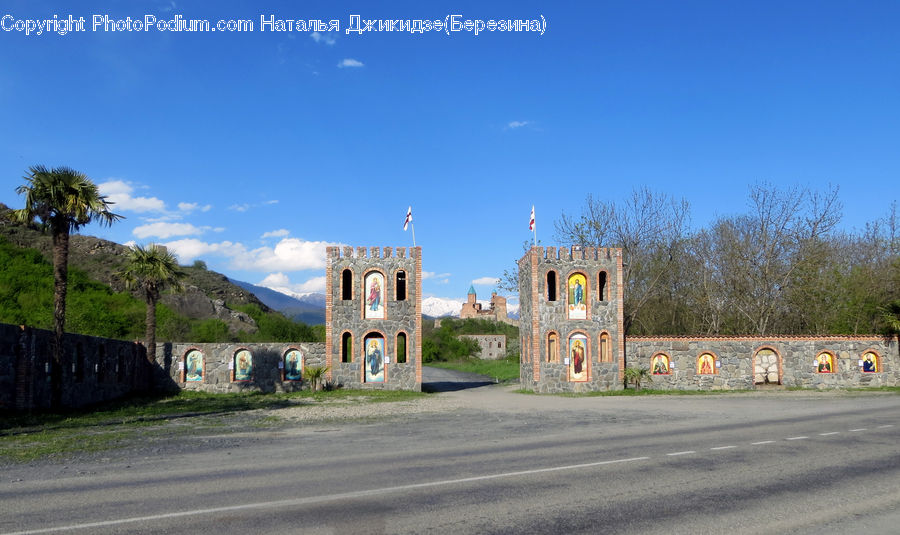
[324,246,423,391]
[154,342,326,393]
[0,323,151,411]
[460,334,507,360]
[518,246,627,393]
[626,336,899,390]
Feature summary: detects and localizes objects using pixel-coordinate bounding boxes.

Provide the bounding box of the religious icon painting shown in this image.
[567,273,587,319]
[697,353,716,375]
[185,349,204,382]
[816,352,834,374]
[234,349,253,382]
[364,336,385,383]
[861,352,878,373]
[568,334,588,382]
[652,354,670,375]
[284,349,303,381]
[364,271,386,319]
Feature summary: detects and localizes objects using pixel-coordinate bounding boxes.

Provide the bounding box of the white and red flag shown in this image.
[403,206,413,231]
[529,205,535,231]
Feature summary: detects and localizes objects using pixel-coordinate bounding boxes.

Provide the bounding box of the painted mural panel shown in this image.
[364,336,385,383]
[652,354,670,375]
[817,352,834,374]
[568,334,588,381]
[185,350,204,382]
[284,349,303,381]
[862,352,879,373]
[567,273,587,319]
[698,353,716,374]
[364,271,385,319]
[234,350,253,381]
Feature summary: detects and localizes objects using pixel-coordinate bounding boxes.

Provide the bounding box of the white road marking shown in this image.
[666,450,696,456]
[877,424,894,429]
[751,440,775,445]
[710,446,737,450]
[785,436,808,440]
[819,432,840,436]
[2,455,652,535]
[849,428,866,432]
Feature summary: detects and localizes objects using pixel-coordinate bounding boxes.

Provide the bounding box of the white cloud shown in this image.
[338,58,364,68]
[472,277,500,286]
[422,271,451,280]
[261,229,290,239]
[162,238,238,263]
[311,31,336,45]
[507,120,530,129]
[233,238,335,272]
[178,202,212,213]
[265,199,279,205]
[229,203,250,212]
[259,273,327,296]
[99,180,165,213]
[133,222,206,239]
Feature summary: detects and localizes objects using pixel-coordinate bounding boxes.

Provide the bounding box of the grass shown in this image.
[0,389,425,463]
[426,355,520,382]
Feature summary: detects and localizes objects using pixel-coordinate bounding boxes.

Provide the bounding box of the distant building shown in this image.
[460,334,507,360]
[459,285,516,325]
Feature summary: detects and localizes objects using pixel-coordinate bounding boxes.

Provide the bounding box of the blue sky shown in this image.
[2,1,899,314]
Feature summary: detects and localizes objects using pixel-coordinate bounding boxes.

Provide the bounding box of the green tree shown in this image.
[118,244,186,361]
[9,166,121,406]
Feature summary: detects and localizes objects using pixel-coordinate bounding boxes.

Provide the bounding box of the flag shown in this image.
[403,206,412,231]
[529,205,535,231]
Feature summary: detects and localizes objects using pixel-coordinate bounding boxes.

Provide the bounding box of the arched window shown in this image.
[184,349,204,382]
[861,351,879,373]
[568,333,589,381]
[341,269,352,300]
[341,332,353,363]
[233,349,253,382]
[754,347,780,384]
[651,353,670,375]
[396,332,407,363]
[697,352,717,375]
[599,332,611,363]
[396,271,407,301]
[567,273,587,319]
[816,351,835,374]
[547,332,558,363]
[598,271,608,301]
[547,270,557,302]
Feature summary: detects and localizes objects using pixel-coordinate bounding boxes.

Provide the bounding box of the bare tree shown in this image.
[555,186,691,333]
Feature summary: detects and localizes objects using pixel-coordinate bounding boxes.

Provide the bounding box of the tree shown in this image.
[118,244,186,361]
[555,186,691,333]
[9,166,121,406]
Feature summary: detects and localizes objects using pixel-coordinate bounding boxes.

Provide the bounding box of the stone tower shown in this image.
[518,246,625,392]
[325,246,422,390]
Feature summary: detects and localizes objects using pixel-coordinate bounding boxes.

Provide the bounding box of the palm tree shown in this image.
[119,244,186,362]
[10,166,121,406]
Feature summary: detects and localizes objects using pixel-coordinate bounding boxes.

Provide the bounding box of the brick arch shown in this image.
[282,346,304,381]
[566,331,591,382]
[598,330,612,363]
[651,352,671,375]
[546,331,560,363]
[339,331,354,363]
[597,270,609,301]
[395,331,408,363]
[753,346,782,385]
[697,351,718,375]
[815,350,835,374]
[860,348,881,373]
[362,330,389,383]
[362,268,387,320]
[565,270,590,321]
[393,268,408,301]
[182,347,205,383]
[232,347,253,382]
[340,267,354,301]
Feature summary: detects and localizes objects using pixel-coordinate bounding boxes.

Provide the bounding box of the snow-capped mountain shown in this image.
[421,296,463,318]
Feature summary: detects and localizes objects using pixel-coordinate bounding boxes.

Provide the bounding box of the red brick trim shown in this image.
[566,331,591,382]
[362,330,389,384]
[415,246,423,385]
[860,348,881,373]
[531,248,541,381]
[325,247,334,381]
[697,351,719,375]
[628,335,888,342]
[565,270,591,322]
[361,268,388,321]
[616,249,625,384]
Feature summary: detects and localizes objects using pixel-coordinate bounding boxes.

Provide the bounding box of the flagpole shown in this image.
[411,222,416,247]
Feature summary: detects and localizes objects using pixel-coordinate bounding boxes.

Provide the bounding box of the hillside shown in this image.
[229,279,326,325]
[0,203,323,342]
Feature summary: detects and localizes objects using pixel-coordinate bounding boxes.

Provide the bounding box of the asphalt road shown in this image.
[2,385,899,535]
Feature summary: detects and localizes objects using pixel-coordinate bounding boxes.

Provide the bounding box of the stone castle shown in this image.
[459,286,516,325]
[1,243,898,410]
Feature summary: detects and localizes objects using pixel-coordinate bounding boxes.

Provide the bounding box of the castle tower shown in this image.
[459,284,482,318]
[517,246,625,392]
[325,246,422,390]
